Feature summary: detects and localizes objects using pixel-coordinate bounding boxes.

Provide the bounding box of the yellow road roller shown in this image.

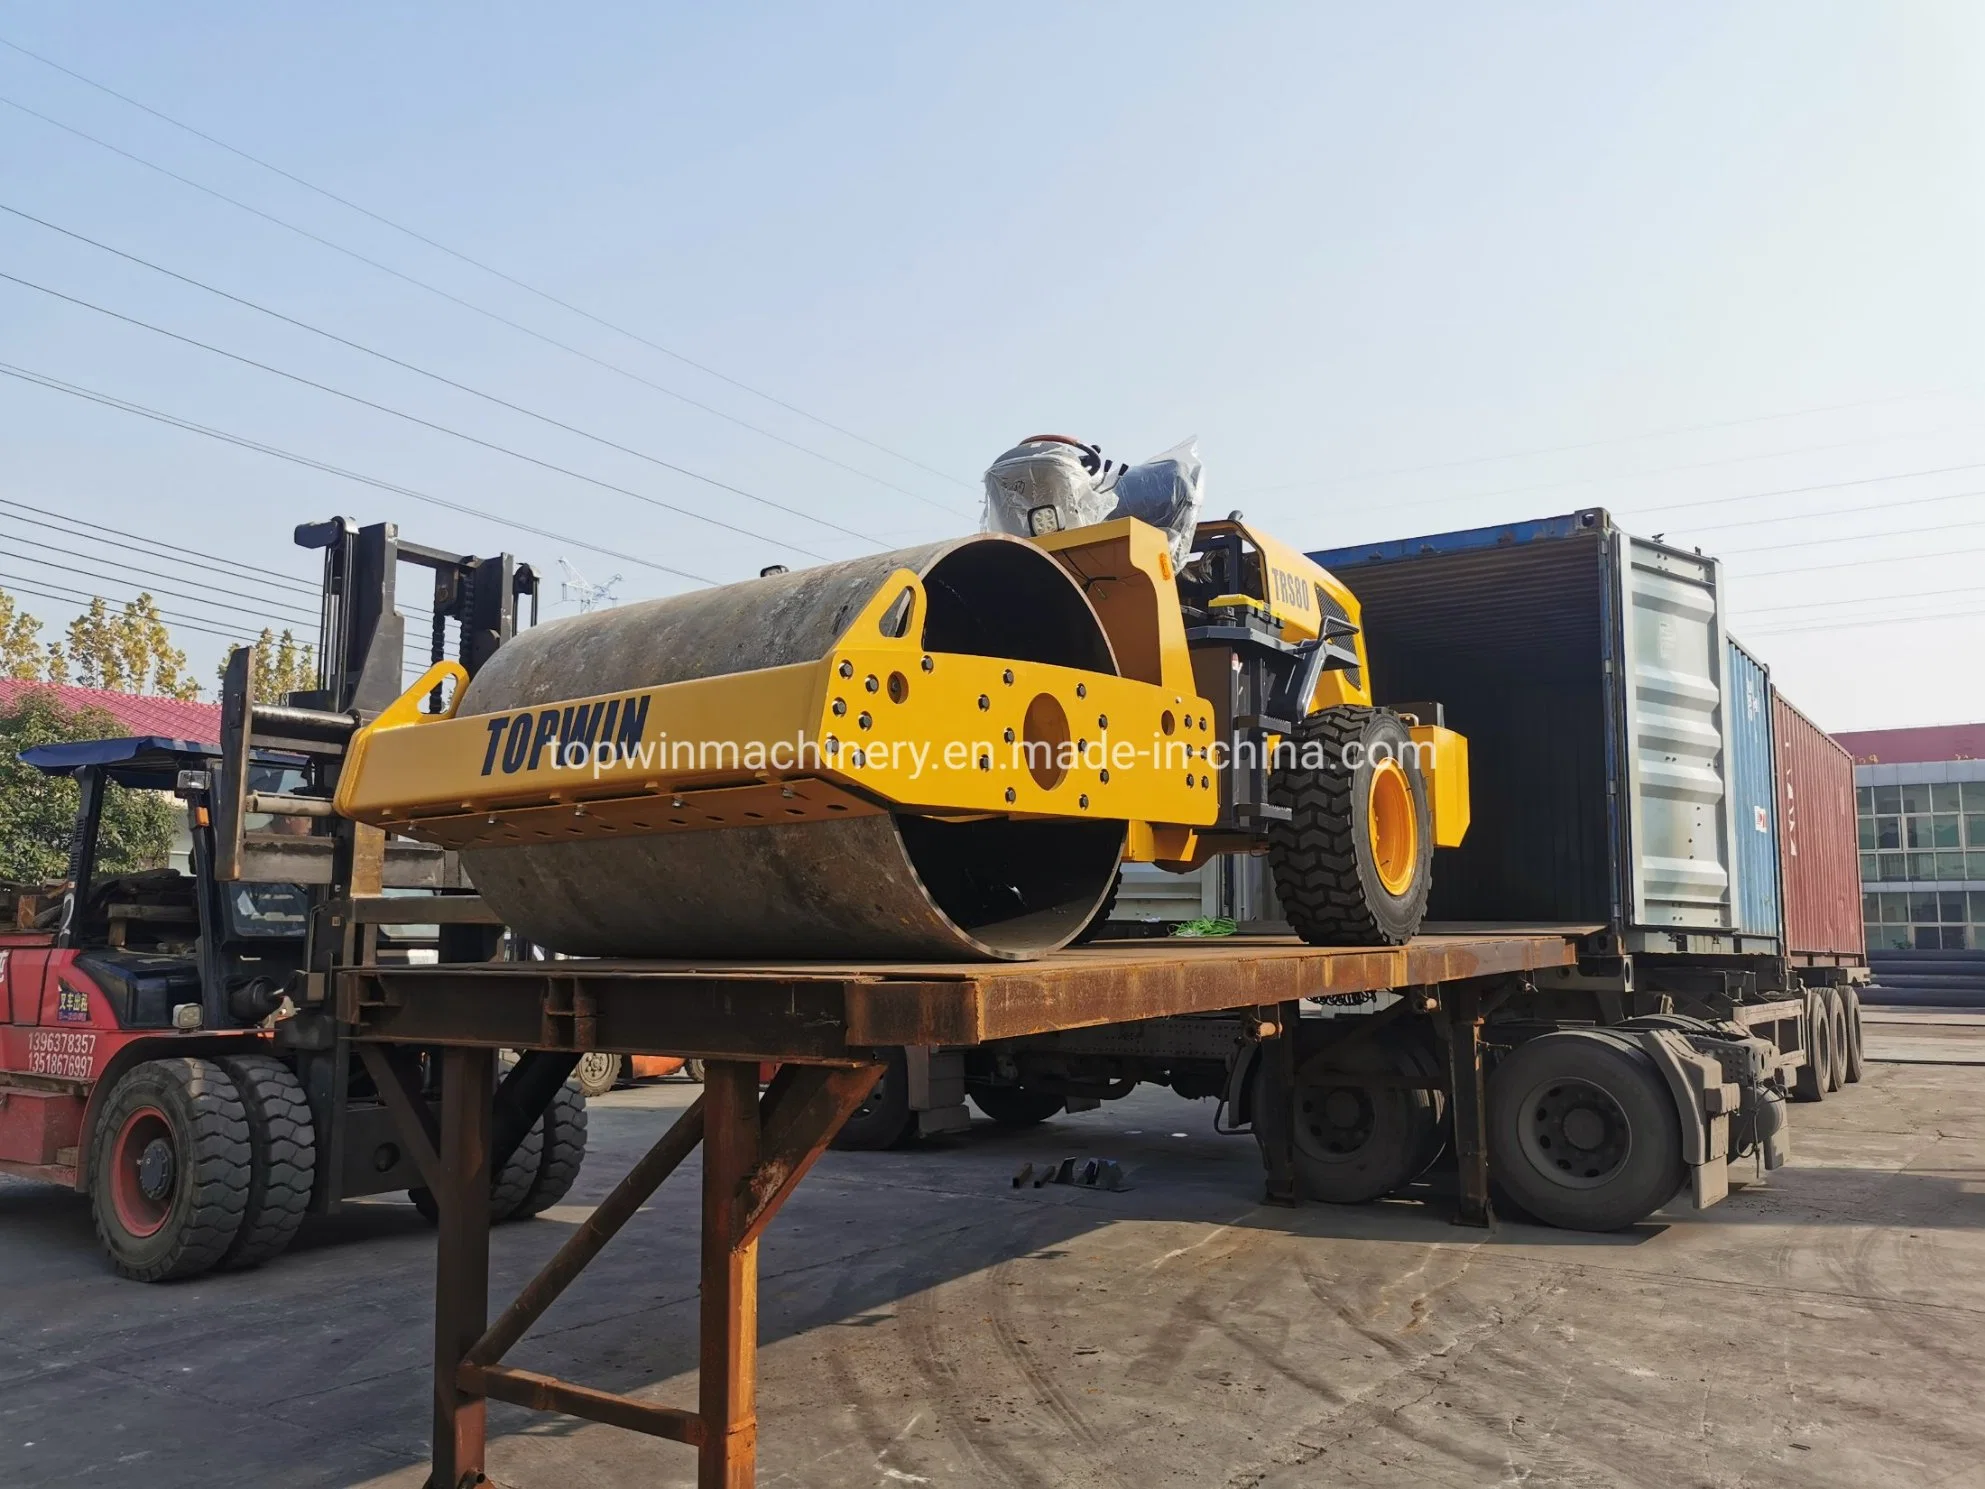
[328,441,1469,960]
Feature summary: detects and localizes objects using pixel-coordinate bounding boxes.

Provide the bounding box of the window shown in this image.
[1967,814,1985,847]
[1972,852,1985,879]
[1902,783,1933,814]
[1909,852,1937,879]
[1933,782,1964,813]
[1880,852,1907,881]
[1915,925,1943,949]
[1864,892,1881,920]
[1935,815,1963,848]
[1858,786,1875,814]
[1882,893,1908,923]
[1876,816,1901,849]
[1965,781,1985,811]
[1859,818,1876,850]
[1973,890,1985,922]
[1939,851,1969,880]
[1944,927,1971,950]
[1875,785,1902,815]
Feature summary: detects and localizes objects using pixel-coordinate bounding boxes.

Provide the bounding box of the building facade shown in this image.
[1835,722,1985,954]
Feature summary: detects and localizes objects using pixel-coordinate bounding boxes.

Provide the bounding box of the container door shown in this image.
[1725,638,1783,941]
[1614,535,1739,930]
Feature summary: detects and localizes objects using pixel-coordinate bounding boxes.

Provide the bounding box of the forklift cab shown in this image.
[8,736,309,1036]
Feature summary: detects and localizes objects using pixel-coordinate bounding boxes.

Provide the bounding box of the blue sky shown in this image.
[2,2,1982,727]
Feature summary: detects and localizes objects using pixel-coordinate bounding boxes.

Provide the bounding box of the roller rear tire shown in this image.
[1269,707,1434,947]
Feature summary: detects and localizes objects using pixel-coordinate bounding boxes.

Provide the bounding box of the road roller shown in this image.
[317,455,1468,961]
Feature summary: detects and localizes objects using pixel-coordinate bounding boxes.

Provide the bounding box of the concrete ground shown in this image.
[1,1011,1980,1489]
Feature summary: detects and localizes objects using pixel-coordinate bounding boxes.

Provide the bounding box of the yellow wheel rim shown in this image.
[1367,757,1418,898]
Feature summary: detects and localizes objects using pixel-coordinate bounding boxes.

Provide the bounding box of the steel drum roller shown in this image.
[456,534,1126,960]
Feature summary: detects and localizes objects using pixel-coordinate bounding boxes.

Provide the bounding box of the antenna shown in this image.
[557,557,623,613]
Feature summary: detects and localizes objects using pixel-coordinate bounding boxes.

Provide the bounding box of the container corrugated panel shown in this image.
[1772,689,1865,959]
[1725,637,1782,939]
[1615,536,1737,930]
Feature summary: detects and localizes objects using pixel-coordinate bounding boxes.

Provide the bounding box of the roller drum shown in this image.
[457,534,1125,960]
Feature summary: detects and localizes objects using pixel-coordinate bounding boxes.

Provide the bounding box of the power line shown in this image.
[0,360,719,586]
[0,531,317,625]
[1733,583,1980,617]
[0,89,969,516]
[1626,457,1985,520]
[0,201,885,546]
[0,34,973,493]
[0,512,321,611]
[0,568,287,644]
[1714,514,1985,559]
[1734,542,1985,581]
[1232,392,1934,496]
[1654,484,1985,539]
[0,268,836,561]
[1743,605,1985,638]
[0,523,320,625]
[0,490,317,595]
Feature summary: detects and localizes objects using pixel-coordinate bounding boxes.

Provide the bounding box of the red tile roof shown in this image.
[1833,722,1985,765]
[0,679,221,745]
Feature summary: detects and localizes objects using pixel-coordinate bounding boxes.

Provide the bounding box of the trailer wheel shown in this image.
[680,1059,706,1083]
[1791,989,1830,1103]
[90,1058,250,1282]
[215,1055,316,1270]
[1823,988,1849,1092]
[1488,1032,1686,1232]
[1290,1032,1438,1203]
[517,1077,588,1217]
[1268,707,1433,947]
[830,1048,912,1150]
[574,1052,622,1099]
[1842,986,1865,1084]
[967,1084,1066,1127]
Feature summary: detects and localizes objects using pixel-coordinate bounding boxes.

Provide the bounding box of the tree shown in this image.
[0,691,175,882]
[62,594,200,699]
[219,629,317,699]
[0,589,45,681]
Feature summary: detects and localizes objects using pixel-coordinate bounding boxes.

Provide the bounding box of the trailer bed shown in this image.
[337,925,1596,1059]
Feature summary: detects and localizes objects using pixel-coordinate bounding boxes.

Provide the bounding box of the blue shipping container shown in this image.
[1725,637,1782,940]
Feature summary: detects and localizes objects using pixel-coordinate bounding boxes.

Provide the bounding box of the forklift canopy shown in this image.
[19,736,219,790]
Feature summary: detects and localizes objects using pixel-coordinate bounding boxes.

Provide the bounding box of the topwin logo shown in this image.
[478,694,653,776]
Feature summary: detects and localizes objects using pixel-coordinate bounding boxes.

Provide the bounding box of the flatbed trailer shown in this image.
[339,926,1791,1489]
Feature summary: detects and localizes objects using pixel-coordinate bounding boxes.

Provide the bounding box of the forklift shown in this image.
[0,519,589,1280]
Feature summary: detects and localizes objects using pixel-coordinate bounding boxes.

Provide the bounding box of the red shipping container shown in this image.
[1772,690,1865,961]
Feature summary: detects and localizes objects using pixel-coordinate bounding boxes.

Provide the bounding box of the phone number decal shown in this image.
[27,1029,97,1079]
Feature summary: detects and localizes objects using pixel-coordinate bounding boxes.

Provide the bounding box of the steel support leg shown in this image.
[699,1061,762,1489]
[431,1047,495,1489]
[1255,1001,1300,1206]
[1444,984,1493,1228]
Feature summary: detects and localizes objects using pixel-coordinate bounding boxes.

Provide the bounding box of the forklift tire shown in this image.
[216,1055,316,1270]
[517,1077,589,1217]
[90,1058,250,1282]
[1487,1031,1686,1232]
[1268,706,1434,947]
[1792,989,1830,1103]
[1823,987,1849,1092]
[1842,986,1866,1084]
[409,1121,543,1225]
[680,1059,707,1083]
[574,1052,622,1099]
[830,1047,912,1150]
[967,1084,1066,1128]
[1290,1030,1439,1203]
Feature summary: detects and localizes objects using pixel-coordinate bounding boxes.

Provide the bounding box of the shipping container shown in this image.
[1772,689,1865,963]
[1727,638,1782,940]
[1305,508,1776,958]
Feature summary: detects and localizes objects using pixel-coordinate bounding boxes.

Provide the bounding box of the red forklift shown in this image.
[0,519,588,1280]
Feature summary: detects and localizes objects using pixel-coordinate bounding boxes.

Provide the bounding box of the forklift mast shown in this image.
[206,519,536,1210]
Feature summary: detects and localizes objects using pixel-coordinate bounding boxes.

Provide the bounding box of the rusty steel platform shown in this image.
[345,925,1591,1489]
[337,926,1592,1064]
